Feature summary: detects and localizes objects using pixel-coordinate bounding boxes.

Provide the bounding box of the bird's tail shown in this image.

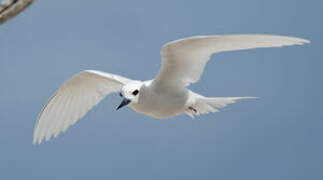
[186,96,258,118]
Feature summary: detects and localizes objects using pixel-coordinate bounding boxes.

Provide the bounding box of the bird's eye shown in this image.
[119,92,123,97]
[132,90,139,96]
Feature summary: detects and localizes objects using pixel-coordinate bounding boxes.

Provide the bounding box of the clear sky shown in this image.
[0,0,321,179]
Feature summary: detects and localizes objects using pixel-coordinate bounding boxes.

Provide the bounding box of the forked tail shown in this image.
[185,95,258,118]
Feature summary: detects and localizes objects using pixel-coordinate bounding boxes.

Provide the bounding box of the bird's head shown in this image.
[117,81,143,110]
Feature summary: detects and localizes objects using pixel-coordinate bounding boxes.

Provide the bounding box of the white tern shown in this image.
[33,34,309,144]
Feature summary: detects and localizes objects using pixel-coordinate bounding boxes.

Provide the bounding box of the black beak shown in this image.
[116,98,131,110]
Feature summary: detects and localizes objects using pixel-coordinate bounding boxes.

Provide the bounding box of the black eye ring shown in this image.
[132,90,139,96]
[119,92,123,97]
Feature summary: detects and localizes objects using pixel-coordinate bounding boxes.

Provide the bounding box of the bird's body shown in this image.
[33,34,310,144]
[128,80,255,119]
[129,80,189,118]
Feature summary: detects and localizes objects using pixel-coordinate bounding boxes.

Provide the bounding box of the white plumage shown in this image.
[33,71,132,144]
[33,34,309,144]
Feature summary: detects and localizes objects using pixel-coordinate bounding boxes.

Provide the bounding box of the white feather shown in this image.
[152,35,309,89]
[33,70,132,144]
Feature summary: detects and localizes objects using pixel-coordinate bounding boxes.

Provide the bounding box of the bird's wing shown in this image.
[0,0,35,25]
[33,70,132,144]
[151,35,309,89]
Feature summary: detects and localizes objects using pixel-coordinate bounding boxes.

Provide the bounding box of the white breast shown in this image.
[130,84,188,119]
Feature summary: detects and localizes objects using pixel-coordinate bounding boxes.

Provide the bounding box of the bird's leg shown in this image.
[188,106,197,114]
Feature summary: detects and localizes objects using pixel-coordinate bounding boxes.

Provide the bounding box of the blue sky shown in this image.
[0,0,321,179]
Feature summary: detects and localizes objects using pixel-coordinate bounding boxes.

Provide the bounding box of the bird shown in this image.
[33,34,309,144]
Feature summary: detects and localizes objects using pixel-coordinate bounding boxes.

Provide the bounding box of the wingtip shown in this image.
[32,137,40,145]
[32,126,41,145]
[295,38,310,45]
[292,36,310,45]
[33,134,44,145]
[303,39,311,44]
